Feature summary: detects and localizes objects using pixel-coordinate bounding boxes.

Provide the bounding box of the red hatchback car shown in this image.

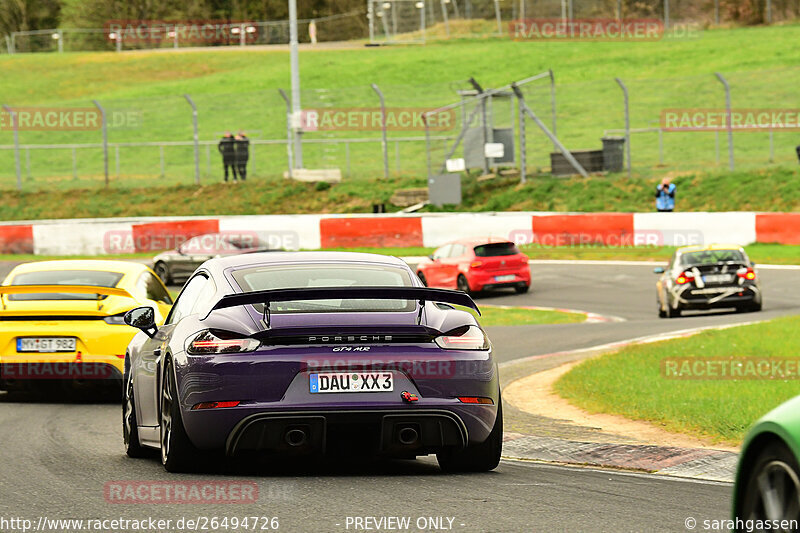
[416,239,531,294]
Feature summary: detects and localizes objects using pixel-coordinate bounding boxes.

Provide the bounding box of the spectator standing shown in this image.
[308,19,317,44]
[218,131,237,182]
[235,131,250,181]
[655,177,676,212]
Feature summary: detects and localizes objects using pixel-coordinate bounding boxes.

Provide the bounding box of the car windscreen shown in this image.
[8,270,124,301]
[231,263,415,313]
[680,250,746,266]
[473,242,520,257]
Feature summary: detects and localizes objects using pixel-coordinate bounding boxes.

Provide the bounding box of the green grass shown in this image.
[2,165,800,220]
[554,316,800,444]
[4,242,800,266]
[460,304,586,326]
[1,25,800,190]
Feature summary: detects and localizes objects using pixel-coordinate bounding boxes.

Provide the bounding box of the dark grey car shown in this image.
[152,233,280,284]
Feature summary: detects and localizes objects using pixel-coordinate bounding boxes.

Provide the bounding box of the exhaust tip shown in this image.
[398,426,419,446]
[285,428,308,447]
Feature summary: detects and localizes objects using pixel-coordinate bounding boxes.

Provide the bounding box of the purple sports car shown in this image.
[122,252,502,473]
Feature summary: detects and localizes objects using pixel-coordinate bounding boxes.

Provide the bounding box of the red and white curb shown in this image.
[481,303,625,324]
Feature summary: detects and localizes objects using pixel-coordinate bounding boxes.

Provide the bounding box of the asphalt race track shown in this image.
[2,261,799,532]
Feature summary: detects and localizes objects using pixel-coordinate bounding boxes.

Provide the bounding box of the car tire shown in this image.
[738,440,800,526]
[750,301,763,312]
[437,400,502,473]
[665,294,681,318]
[657,297,667,318]
[154,262,172,285]
[457,275,472,295]
[514,284,529,294]
[417,272,427,287]
[160,359,198,472]
[122,363,147,458]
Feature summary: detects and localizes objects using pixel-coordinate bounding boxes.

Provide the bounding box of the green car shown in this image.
[733,395,800,528]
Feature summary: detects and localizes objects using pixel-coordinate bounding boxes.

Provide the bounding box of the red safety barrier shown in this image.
[0,225,34,254]
[320,217,424,248]
[531,213,634,246]
[130,219,219,252]
[755,213,800,245]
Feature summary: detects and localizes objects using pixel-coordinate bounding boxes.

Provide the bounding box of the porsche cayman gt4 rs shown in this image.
[122,252,502,473]
[0,260,172,391]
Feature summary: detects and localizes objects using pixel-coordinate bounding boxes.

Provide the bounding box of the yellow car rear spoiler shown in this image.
[0,285,134,298]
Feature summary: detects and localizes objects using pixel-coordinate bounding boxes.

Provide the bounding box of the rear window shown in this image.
[473,243,520,257]
[680,250,746,266]
[8,270,124,301]
[231,263,415,314]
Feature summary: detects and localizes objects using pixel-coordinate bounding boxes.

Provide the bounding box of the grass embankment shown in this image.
[1,25,799,190]
[1,165,799,220]
[554,316,800,444]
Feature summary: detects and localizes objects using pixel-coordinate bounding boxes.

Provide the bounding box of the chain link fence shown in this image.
[3,1,798,53]
[0,65,798,191]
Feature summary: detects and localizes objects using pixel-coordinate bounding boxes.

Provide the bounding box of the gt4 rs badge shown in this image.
[332,346,371,352]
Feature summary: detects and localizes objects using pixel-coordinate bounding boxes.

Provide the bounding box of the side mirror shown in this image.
[750,261,756,267]
[653,267,665,274]
[124,306,158,338]
[428,254,436,261]
[177,245,185,255]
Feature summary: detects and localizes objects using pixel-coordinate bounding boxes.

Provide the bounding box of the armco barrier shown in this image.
[131,219,219,252]
[320,216,423,248]
[0,225,34,254]
[531,213,634,246]
[755,213,800,245]
[0,212,795,256]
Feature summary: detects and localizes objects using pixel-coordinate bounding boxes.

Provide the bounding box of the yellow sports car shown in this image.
[0,260,172,390]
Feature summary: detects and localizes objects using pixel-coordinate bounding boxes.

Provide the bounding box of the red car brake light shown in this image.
[737,267,756,280]
[675,270,694,285]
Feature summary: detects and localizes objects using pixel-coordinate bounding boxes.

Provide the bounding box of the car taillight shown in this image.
[186,330,260,355]
[191,401,241,410]
[470,260,483,268]
[434,326,490,350]
[675,270,694,285]
[103,313,127,325]
[738,267,756,281]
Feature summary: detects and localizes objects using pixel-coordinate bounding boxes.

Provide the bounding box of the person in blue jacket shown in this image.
[655,177,676,212]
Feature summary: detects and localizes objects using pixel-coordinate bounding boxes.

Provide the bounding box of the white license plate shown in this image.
[703,274,732,283]
[17,337,77,353]
[495,274,516,282]
[309,372,393,393]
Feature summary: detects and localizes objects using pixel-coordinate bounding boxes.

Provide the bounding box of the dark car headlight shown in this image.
[434,326,490,350]
[186,330,261,355]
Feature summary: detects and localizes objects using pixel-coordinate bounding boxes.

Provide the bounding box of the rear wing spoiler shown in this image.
[0,285,134,299]
[205,286,480,320]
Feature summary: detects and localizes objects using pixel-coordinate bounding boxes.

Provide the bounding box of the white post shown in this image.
[289,0,303,168]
